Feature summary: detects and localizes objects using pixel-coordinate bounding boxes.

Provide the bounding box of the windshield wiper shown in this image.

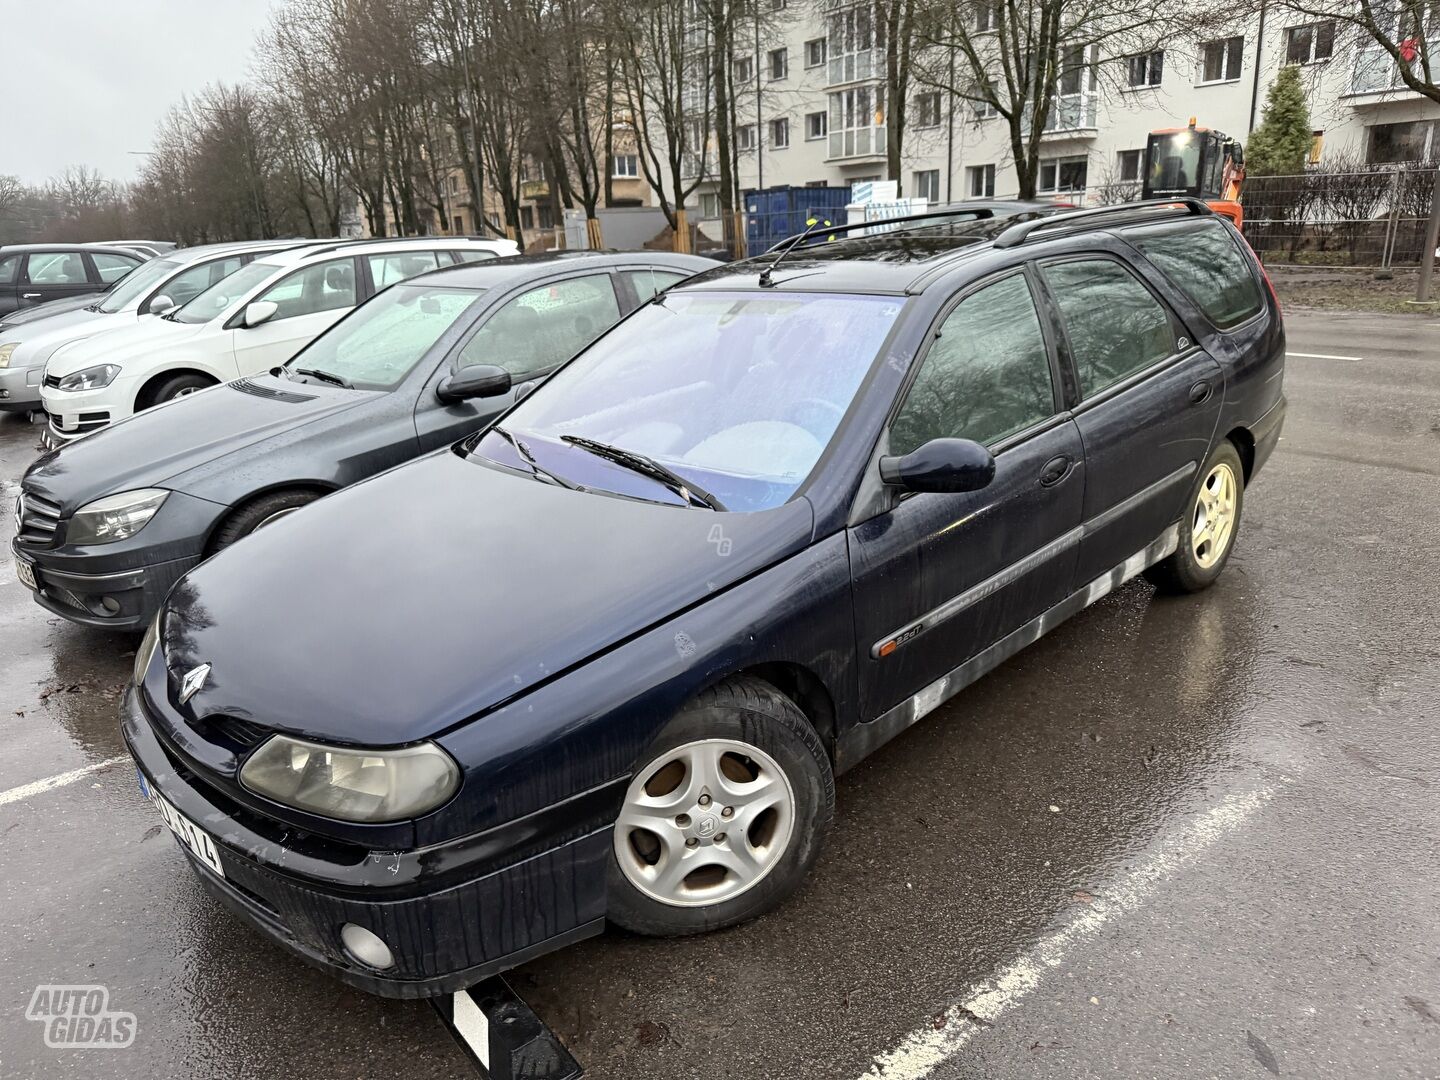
[292,367,353,388]
[560,435,726,511]
[492,426,581,491]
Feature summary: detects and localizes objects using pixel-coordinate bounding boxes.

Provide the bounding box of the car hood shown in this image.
[0,293,101,330]
[45,316,211,377]
[23,376,372,511]
[160,450,817,746]
[6,308,109,365]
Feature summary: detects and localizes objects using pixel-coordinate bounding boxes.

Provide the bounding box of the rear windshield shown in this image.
[1128,219,1263,329]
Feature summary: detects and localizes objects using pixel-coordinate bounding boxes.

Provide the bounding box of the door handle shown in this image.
[21,293,41,299]
[1189,379,1213,405]
[1038,455,1073,487]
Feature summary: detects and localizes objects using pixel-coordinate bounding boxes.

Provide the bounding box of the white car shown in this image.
[41,236,517,443]
[0,239,319,417]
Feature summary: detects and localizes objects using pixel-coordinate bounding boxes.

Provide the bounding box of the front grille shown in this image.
[15,489,62,546]
[196,714,272,751]
[231,378,315,404]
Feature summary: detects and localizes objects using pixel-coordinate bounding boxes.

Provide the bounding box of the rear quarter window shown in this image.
[1128,219,1263,330]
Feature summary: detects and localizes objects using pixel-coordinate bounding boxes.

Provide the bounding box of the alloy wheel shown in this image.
[1192,462,1237,569]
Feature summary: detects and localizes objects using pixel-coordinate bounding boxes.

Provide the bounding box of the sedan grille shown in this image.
[15,490,62,546]
[195,714,272,751]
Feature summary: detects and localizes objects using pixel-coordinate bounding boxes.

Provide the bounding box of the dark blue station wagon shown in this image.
[122,201,1286,997]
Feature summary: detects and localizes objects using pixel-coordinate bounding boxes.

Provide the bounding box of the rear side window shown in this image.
[458,274,620,379]
[25,252,88,285]
[1129,220,1263,329]
[1042,258,1175,399]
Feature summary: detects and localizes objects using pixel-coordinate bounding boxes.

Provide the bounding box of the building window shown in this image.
[770,117,790,149]
[913,169,940,202]
[1285,21,1335,64]
[448,175,459,194]
[612,153,639,178]
[1310,130,1325,164]
[1039,155,1088,195]
[700,192,720,219]
[1366,120,1437,164]
[975,4,1000,32]
[734,55,754,84]
[966,164,995,198]
[768,47,788,80]
[913,91,942,128]
[520,205,535,230]
[736,123,757,151]
[1117,149,1143,182]
[972,88,998,120]
[805,37,826,68]
[453,215,464,234]
[827,4,882,85]
[828,84,886,159]
[1200,36,1244,82]
[1127,50,1164,88]
[805,110,828,140]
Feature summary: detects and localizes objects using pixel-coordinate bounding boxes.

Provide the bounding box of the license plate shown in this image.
[15,557,37,591]
[139,771,225,878]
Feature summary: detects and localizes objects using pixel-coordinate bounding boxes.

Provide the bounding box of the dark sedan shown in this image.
[13,250,716,629]
[121,203,1284,998]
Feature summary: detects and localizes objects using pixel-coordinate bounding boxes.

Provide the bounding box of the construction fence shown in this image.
[1241,165,1438,269]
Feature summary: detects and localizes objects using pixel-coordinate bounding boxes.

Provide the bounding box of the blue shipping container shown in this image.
[743,185,853,257]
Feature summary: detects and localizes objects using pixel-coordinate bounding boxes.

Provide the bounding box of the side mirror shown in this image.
[147,294,176,315]
[437,364,512,403]
[879,437,995,494]
[243,300,279,328]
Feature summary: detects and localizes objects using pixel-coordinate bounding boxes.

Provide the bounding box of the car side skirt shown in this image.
[837,523,1180,771]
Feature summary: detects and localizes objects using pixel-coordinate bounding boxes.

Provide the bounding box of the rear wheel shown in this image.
[607,676,834,936]
[1145,440,1245,594]
[210,489,322,552]
[142,372,216,409]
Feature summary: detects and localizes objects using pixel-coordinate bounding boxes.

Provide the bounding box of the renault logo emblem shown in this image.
[178,664,211,705]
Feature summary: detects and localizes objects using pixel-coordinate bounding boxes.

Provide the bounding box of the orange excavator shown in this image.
[1142,118,1246,226]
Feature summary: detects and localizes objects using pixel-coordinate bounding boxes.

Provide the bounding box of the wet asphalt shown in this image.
[1,309,1437,1079]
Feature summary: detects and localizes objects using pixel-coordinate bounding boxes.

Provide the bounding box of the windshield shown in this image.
[172,260,279,324]
[1147,132,1202,195]
[285,283,484,390]
[487,290,904,512]
[97,257,182,313]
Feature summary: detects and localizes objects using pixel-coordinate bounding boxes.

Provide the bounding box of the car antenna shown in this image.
[759,216,829,288]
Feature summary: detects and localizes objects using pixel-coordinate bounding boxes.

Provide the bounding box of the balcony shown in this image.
[827,124,888,162]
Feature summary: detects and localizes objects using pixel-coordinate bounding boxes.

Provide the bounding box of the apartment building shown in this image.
[683,0,1440,221]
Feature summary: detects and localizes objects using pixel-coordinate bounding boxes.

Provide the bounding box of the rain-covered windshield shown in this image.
[171,260,278,324]
[96,257,182,313]
[488,290,904,511]
[285,283,484,390]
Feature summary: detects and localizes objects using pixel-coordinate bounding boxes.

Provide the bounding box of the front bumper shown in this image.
[0,363,43,411]
[42,375,139,442]
[12,544,198,630]
[120,685,610,999]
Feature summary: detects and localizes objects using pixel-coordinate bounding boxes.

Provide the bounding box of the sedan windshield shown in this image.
[490,290,904,511]
[171,260,278,324]
[284,283,484,390]
[96,257,182,313]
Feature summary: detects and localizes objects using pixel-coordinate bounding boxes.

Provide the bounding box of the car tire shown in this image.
[607,675,834,937]
[211,490,322,552]
[1145,439,1246,594]
[145,372,215,408]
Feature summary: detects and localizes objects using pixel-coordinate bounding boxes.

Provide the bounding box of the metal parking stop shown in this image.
[434,977,584,1080]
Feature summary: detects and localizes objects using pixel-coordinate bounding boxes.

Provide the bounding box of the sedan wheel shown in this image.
[1192,461,1238,569]
[614,738,796,908]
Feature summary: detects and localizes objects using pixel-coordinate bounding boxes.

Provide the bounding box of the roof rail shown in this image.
[992,197,1212,249]
[763,207,997,254]
[297,234,498,259]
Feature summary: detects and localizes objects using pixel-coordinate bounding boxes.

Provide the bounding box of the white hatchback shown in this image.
[41,236,517,442]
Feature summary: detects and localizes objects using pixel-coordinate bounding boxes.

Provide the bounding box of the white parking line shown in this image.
[859,786,1274,1080]
[0,755,130,808]
[1287,351,1363,361]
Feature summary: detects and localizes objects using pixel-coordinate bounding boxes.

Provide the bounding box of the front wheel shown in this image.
[1146,440,1245,594]
[607,676,834,936]
[144,372,216,409]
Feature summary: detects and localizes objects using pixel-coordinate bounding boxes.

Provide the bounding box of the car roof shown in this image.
[247,236,515,270]
[152,239,321,264]
[403,250,720,291]
[0,243,145,256]
[677,199,1214,297]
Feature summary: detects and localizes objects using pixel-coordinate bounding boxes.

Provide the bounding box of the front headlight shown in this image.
[57,364,121,392]
[133,614,161,684]
[240,736,460,823]
[67,488,169,545]
[0,343,16,367]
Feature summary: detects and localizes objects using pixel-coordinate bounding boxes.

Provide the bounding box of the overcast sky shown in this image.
[1,0,276,185]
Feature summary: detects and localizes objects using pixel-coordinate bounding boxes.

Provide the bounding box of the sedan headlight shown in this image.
[67,488,169,545]
[0,343,16,367]
[240,736,460,823]
[57,364,121,391]
[133,614,161,684]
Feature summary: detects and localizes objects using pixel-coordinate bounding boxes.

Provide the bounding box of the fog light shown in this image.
[340,923,395,970]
